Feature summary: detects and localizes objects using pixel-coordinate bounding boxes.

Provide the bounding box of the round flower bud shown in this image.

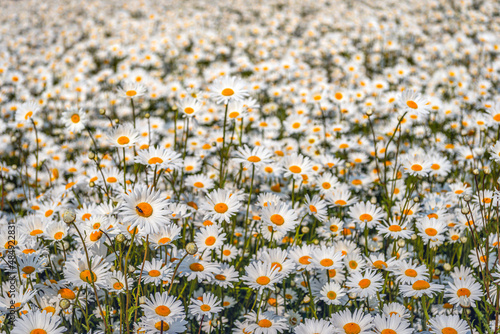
[348,292,357,299]
[59,299,71,310]
[301,226,310,234]
[397,239,406,248]
[365,109,373,117]
[461,207,470,215]
[443,263,452,271]
[472,169,479,175]
[99,109,106,115]
[89,181,95,188]
[411,234,417,240]
[62,209,76,224]
[186,242,198,255]
[463,194,471,202]
[145,113,150,119]
[460,236,467,243]
[88,152,95,160]
[116,234,125,243]
[303,295,310,303]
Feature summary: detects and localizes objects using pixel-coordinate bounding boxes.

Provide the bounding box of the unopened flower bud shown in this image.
[484,167,490,175]
[116,234,125,243]
[463,195,471,202]
[460,236,467,243]
[365,109,373,116]
[139,296,147,304]
[348,292,357,299]
[114,118,119,124]
[145,113,150,119]
[186,242,198,255]
[88,152,95,160]
[62,209,76,224]
[411,234,417,240]
[89,181,95,188]
[370,196,377,204]
[461,207,470,215]
[472,169,479,175]
[313,239,319,245]
[413,196,420,203]
[301,226,310,234]
[397,239,406,248]
[58,299,71,311]
[128,265,135,273]
[99,109,106,115]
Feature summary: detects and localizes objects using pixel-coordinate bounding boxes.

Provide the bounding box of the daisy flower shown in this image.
[371,314,413,334]
[201,189,242,223]
[261,202,299,234]
[63,255,110,289]
[62,107,87,133]
[135,146,183,170]
[318,281,346,305]
[233,145,273,168]
[141,258,173,285]
[179,97,203,117]
[242,262,280,292]
[194,225,227,253]
[401,153,432,176]
[348,201,385,228]
[178,256,219,282]
[120,185,172,234]
[445,276,482,308]
[11,310,66,334]
[304,194,328,222]
[295,318,335,334]
[400,280,444,298]
[416,217,447,245]
[118,80,147,99]
[16,101,40,123]
[244,311,288,334]
[346,269,384,298]
[311,245,345,270]
[281,153,314,181]
[107,270,133,294]
[377,219,413,240]
[391,261,429,284]
[211,263,239,288]
[141,291,185,322]
[107,123,141,148]
[396,89,430,116]
[209,76,249,104]
[330,309,373,334]
[428,315,470,334]
[189,293,223,321]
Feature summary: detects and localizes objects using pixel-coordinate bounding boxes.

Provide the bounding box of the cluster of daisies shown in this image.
[1,0,500,333]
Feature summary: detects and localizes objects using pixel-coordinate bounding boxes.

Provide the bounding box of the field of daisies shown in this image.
[1,0,500,333]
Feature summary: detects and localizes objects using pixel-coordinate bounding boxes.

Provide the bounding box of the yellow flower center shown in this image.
[79,270,97,283]
[270,214,285,226]
[221,88,234,96]
[71,114,80,123]
[343,323,361,334]
[256,276,270,285]
[214,203,228,213]
[117,136,130,145]
[412,280,430,290]
[155,305,171,316]
[406,100,418,109]
[136,202,153,217]
[148,157,163,164]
